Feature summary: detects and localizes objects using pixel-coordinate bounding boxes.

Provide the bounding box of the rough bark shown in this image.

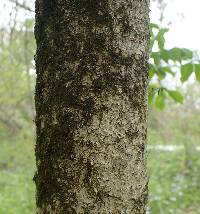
[34,0,150,213]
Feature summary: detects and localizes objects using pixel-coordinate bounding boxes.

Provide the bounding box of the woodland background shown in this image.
[0,0,200,213]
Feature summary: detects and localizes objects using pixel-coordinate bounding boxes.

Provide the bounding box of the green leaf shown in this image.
[180,48,193,60]
[161,48,193,62]
[160,50,170,62]
[162,67,175,76]
[148,84,159,106]
[148,94,154,106]
[156,66,175,80]
[168,48,182,61]
[157,68,166,80]
[181,63,193,82]
[156,28,168,50]
[169,48,182,61]
[148,64,155,80]
[195,64,200,82]
[155,92,165,110]
[168,90,184,104]
[150,23,160,29]
[151,52,160,65]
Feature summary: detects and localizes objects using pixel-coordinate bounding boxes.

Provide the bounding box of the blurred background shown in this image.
[0,0,200,213]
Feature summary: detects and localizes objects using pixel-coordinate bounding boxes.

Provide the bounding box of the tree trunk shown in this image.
[34,0,150,213]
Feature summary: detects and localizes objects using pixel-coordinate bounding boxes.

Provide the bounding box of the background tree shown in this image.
[34,0,150,213]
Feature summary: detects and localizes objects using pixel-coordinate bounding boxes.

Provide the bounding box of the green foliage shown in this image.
[0,18,35,136]
[194,64,200,81]
[149,23,200,110]
[148,149,200,214]
[161,48,193,62]
[167,90,184,104]
[155,90,165,110]
[157,28,169,50]
[148,101,200,213]
[0,18,36,213]
[0,133,35,214]
[181,63,193,82]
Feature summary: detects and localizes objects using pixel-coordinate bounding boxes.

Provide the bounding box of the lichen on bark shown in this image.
[34,0,150,213]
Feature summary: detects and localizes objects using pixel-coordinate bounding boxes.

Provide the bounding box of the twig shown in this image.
[8,0,34,13]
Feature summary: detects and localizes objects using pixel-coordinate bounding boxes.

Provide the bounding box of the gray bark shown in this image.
[34,0,150,213]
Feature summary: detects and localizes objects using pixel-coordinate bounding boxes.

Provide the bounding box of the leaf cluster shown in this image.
[149,23,200,110]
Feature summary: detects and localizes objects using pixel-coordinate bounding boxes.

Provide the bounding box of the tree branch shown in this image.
[8,0,34,13]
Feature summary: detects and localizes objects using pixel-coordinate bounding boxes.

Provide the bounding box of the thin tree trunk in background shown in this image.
[24,26,35,119]
[34,0,150,213]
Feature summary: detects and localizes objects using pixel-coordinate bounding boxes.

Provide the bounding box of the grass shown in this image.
[0,134,35,214]
[0,171,35,214]
[148,149,200,214]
